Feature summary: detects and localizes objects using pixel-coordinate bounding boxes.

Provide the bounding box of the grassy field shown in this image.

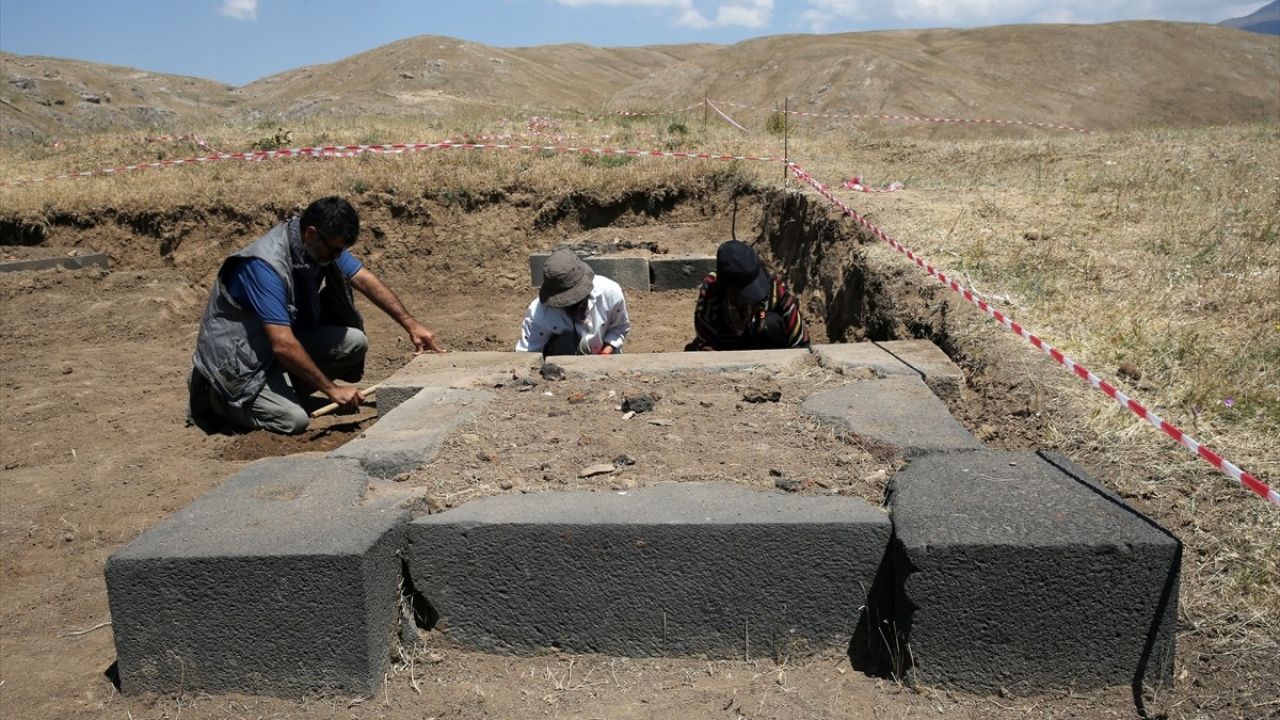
[1,108,1276,718]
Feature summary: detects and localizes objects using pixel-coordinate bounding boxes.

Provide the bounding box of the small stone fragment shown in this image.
[540,363,566,381]
[621,411,636,420]
[612,454,637,467]
[425,496,446,514]
[567,390,589,403]
[742,383,782,403]
[774,477,802,492]
[622,393,657,414]
[647,418,672,427]
[579,463,616,478]
[499,479,515,490]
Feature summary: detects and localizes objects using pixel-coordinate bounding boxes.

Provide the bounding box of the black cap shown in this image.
[715,240,771,304]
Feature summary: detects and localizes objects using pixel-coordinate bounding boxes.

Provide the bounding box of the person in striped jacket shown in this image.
[685,240,810,352]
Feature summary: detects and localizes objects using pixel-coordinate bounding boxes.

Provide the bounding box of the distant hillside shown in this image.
[1220,1,1280,35]
[2,21,1277,144]
[236,35,719,121]
[609,22,1280,132]
[0,53,241,143]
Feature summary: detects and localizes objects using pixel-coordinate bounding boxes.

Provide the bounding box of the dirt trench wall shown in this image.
[757,188,957,355]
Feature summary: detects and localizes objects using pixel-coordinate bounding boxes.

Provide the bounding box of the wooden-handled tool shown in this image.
[310,382,383,418]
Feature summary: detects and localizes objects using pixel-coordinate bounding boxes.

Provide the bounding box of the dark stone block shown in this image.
[409,482,891,657]
[887,450,1179,692]
[105,457,408,696]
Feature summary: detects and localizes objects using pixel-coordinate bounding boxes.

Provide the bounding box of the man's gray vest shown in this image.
[192,217,363,408]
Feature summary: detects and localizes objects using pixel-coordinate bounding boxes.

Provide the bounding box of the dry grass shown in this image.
[1,108,1277,717]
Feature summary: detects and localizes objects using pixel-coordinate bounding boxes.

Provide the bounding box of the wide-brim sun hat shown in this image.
[539,249,595,307]
[715,240,771,305]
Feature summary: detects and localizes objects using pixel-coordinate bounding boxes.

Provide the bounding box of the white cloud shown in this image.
[220,0,259,21]
[796,0,1268,32]
[717,0,773,28]
[557,0,773,29]
[677,8,713,28]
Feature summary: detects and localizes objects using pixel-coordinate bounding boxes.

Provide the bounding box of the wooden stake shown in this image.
[310,382,383,418]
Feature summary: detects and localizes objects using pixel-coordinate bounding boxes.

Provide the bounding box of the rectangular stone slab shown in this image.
[331,387,492,478]
[584,255,650,291]
[873,340,965,400]
[105,457,408,696]
[0,252,109,273]
[887,450,1180,692]
[377,351,540,414]
[408,482,891,657]
[530,252,651,291]
[811,343,919,379]
[800,376,982,456]
[650,255,716,290]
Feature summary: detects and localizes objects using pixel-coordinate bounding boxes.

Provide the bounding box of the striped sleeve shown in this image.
[688,273,724,351]
[772,278,810,348]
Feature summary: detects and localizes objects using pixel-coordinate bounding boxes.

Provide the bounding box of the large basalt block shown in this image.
[105,457,408,696]
[650,255,716,290]
[585,255,651,291]
[0,252,109,272]
[811,342,919,379]
[801,376,982,456]
[408,482,891,657]
[530,252,651,291]
[887,450,1180,692]
[873,340,965,400]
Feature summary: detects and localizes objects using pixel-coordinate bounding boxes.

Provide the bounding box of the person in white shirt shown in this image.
[516,250,631,356]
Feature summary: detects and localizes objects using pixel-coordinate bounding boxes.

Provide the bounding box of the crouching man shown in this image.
[188,196,443,435]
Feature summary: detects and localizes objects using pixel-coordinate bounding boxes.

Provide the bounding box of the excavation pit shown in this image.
[65,184,1180,702]
[105,343,1178,698]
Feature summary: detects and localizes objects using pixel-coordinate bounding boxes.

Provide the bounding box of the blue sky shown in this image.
[0,1,1267,86]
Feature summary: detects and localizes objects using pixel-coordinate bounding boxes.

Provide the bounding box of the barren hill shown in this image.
[235,35,719,121]
[610,22,1280,131]
[2,21,1277,142]
[0,52,241,143]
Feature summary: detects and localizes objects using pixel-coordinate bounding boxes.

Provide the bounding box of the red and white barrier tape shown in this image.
[712,100,1092,134]
[787,159,1275,507]
[144,134,213,150]
[706,100,748,133]
[0,139,781,188]
[842,177,905,193]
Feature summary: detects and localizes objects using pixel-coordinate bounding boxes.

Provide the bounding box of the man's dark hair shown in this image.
[300,196,359,245]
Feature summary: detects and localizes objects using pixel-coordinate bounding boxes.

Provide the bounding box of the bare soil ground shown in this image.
[0,178,1274,720]
[406,362,893,512]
